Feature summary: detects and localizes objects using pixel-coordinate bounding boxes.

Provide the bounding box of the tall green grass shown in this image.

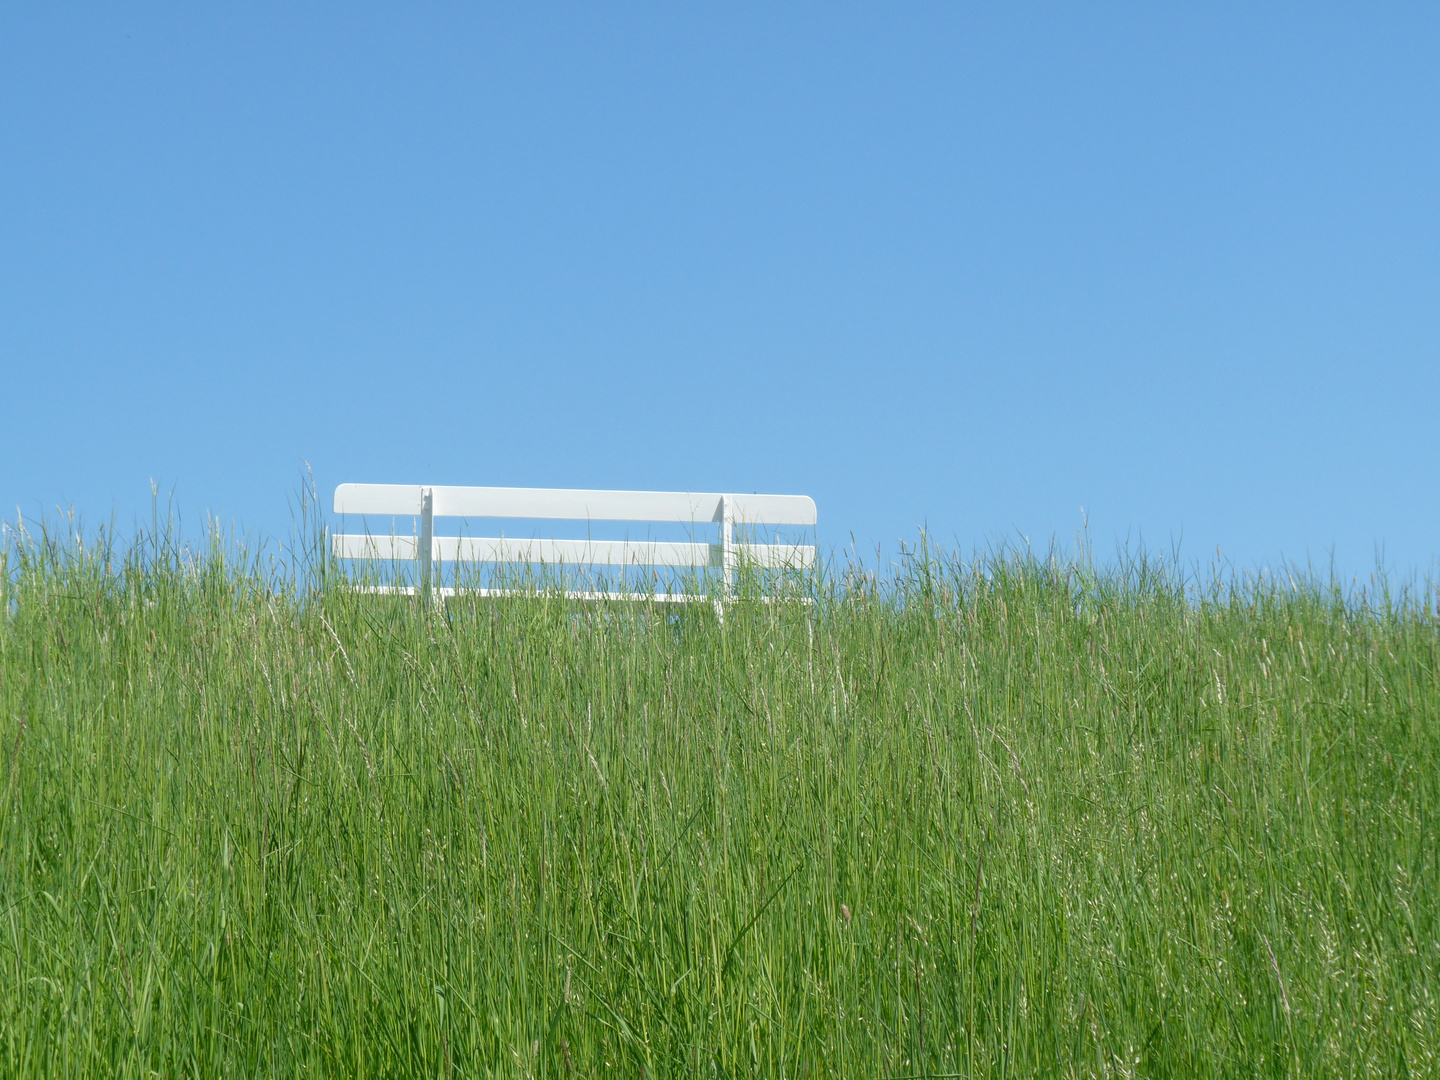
[1,519,1437,1077]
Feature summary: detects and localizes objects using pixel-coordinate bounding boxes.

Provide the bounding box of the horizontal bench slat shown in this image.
[335,536,710,566]
[334,535,420,560]
[445,538,713,566]
[334,484,425,516]
[743,543,816,569]
[435,488,719,522]
[360,585,813,606]
[332,535,814,568]
[334,484,816,525]
[725,494,817,526]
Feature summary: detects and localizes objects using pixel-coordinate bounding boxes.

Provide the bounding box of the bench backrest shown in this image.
[332,483,816,598]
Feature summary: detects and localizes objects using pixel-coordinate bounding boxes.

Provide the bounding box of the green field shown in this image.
[2,524,1437,1077]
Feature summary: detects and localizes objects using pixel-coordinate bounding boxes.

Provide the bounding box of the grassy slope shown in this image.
[1,535,1437,1077]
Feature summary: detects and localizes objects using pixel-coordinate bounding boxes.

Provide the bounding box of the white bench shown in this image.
[331,484,816,608]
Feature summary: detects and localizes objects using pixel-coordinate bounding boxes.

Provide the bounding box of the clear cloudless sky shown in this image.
[3,5,1437,580]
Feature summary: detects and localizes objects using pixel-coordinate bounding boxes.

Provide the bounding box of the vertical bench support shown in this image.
[717,493,735,623]
[418,487,434,603]
[721,494,737,595]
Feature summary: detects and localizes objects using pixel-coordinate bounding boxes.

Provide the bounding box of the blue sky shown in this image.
[3,5,1437,579]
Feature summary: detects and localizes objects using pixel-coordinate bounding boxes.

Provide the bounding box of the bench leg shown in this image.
[418,487,434,605]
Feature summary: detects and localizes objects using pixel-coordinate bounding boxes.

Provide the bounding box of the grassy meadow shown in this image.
[1,521,1437,1077]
